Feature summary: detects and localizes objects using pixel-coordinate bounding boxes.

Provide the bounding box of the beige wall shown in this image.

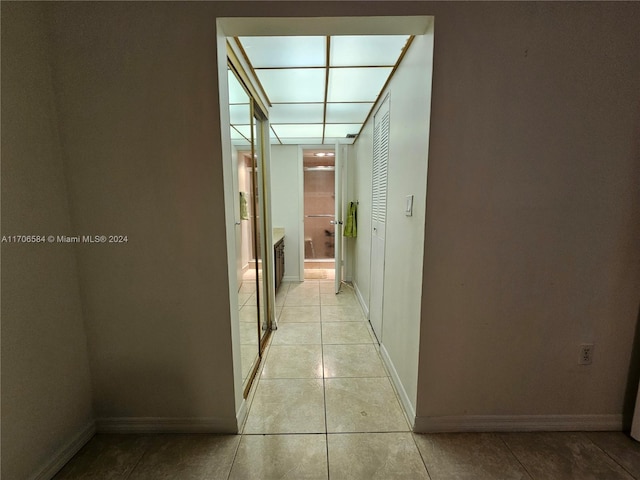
[46,2,237,427]
[417,2,640,429]
[1,3,94,479]
[271,145,302,280]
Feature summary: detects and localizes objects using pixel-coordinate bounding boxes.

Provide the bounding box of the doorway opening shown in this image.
[219,15,434,430]
[303,148,336,280]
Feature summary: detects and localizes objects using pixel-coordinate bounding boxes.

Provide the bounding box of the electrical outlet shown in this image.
[579,344,594,365]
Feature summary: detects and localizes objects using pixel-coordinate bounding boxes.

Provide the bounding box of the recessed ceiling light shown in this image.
[314,152,326,157]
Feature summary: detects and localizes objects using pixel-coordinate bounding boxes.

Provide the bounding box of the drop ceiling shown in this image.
[229,35,411,146]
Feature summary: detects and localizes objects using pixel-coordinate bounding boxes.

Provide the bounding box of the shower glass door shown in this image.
[303,149,336,278]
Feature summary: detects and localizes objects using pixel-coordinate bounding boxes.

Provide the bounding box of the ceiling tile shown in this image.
[324,124,362,138]
[255,69,325,103]
[230,129,245,140]
[327,67,392,102]
[228,70,250,104]
[239,36,326,68]
[230,104,251,125]
[277,137,325,145]
[322,137,356,145]
[330,35,409,66]
[271,124,324,138]
[326,103,373,124]
[232,125,252,139]
[270,104,324,124]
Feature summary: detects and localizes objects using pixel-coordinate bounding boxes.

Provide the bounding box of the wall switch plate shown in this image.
[405,195,414,216]
[579,344,594,365]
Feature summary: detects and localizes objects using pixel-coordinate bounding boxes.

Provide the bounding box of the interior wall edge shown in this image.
[31,422,96,480]
[217,24,247,414]
[380,344,417,429]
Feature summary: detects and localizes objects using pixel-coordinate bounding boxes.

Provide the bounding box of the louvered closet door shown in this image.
[369,95,390,343]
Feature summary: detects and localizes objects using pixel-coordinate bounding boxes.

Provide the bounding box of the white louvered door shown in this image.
[369,95,390,343]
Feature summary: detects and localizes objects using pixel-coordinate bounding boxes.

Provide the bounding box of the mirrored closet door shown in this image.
[227,62,272,397]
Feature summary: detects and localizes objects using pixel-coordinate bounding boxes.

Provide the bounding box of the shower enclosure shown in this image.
[303,150,336,273]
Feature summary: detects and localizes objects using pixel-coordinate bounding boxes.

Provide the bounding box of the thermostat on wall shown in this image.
[405,195,414,216]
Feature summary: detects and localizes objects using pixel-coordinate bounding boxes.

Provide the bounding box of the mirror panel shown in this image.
[228,66,259,392]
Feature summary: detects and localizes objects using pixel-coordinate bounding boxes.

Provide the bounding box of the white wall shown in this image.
[380,30,434,421]
[271,145,302,281]
[47,2,237,429]
[1,4,94,479]
[416,2,640,430]
[351,28,434,422]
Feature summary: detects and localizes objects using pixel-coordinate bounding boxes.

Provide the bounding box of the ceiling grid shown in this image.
[230,34,412,146]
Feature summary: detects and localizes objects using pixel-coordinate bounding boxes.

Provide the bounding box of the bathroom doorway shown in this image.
[303,149,336,280]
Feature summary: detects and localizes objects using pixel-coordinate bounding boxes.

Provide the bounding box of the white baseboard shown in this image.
[96,416,238,434]
[353,281,369,319]
[414,414,623,433]
[32,421,95,480]
[282,275,299,282]
[379,344,416,429]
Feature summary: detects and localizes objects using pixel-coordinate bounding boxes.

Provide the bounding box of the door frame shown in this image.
[225,44,275,401]
[217,15,434,427]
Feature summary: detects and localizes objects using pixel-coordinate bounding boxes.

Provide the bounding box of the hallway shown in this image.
[243,279,407,435]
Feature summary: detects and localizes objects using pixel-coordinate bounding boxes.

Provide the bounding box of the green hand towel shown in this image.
[344,202,357,238]
[240,192,249,220]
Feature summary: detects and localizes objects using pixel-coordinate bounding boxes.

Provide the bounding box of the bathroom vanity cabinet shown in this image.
[273,227,285,292]
[274,237,285,292]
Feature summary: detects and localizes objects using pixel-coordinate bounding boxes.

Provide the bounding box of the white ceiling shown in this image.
[229,34,411,146]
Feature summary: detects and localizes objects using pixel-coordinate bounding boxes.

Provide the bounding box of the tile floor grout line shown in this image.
[318,279,332,479]
[584,433,639,480]
[498,433,536,480]
[241,429,413,435]
[241,431,326,436]
[243,281,403,476]
[410,431,434,479]
[122,438,152,480]
[225,433,244,480]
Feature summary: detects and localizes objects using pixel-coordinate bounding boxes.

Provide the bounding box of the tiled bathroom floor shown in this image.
[54,280,640,479]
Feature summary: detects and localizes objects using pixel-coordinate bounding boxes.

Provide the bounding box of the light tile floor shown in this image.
[54,281,640,479]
